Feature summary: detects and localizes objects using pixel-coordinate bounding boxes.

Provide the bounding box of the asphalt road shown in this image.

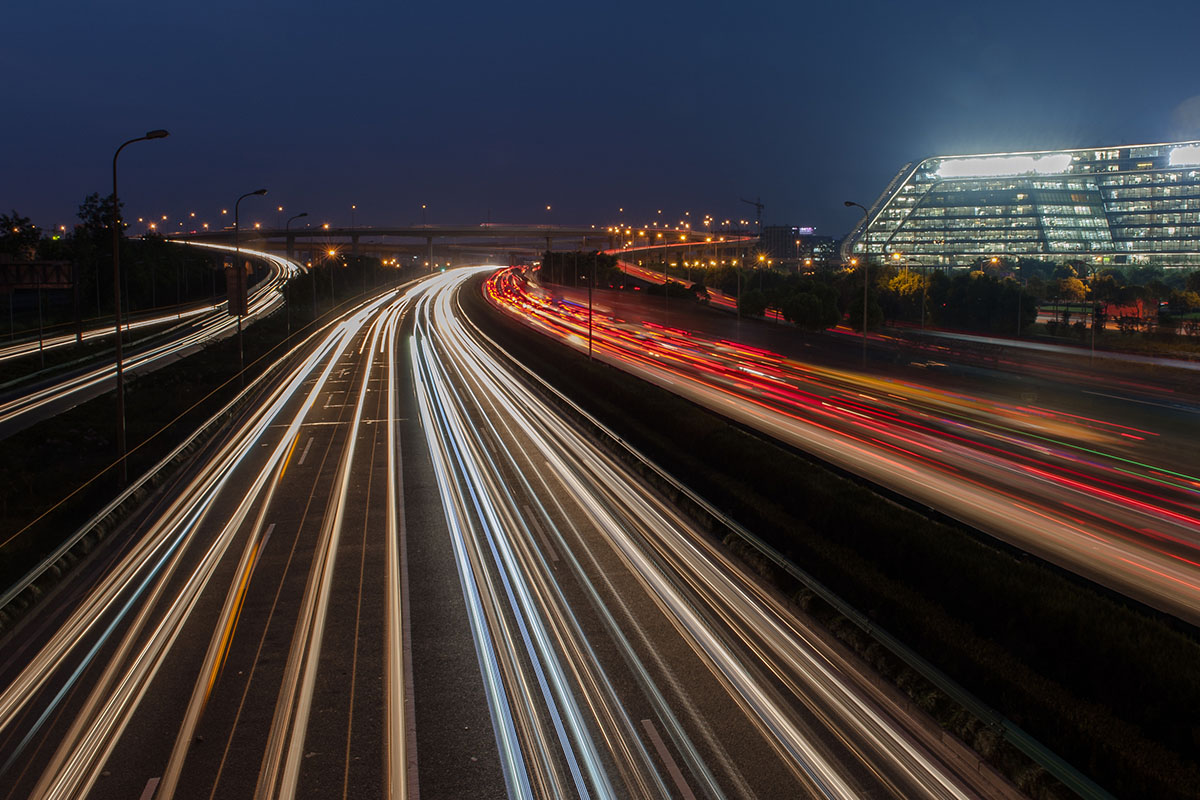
[495,272,1200,625]
[0,268,1022,799]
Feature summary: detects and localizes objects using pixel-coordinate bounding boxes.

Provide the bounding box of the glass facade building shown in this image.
[844,140,1200,268]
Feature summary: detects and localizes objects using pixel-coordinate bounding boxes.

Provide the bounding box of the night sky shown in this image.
[6,0,1200,239]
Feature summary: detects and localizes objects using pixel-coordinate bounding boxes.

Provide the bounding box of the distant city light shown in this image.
[1169,144,1200,167]
[935,153,1072,179]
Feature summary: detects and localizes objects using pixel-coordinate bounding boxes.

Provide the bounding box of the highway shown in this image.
[0,267,1014,799]
[487,267,1200,626]
[407,269,1006,798]
[0,242,296,439]
[0,283,419,799]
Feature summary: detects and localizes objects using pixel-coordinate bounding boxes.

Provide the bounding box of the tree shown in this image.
[76,193,122,239]
[781,292,821,329]
[1055,276,1086,303]
[846,294,884,331]
[1186,271,1200,294]
[738,289,767,318]
[925,270,1037,334]
[1145,278,1170,307]
[0,211,40,259]
[1173,290,1200,312]
[1091,274,1122,332]
[880,270,925,324]
[1128,265,1164,287]
[1052,263,1079,280]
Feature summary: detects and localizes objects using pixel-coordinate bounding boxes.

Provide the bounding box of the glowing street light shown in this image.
[285,211,308,335]
[111,128,169,485]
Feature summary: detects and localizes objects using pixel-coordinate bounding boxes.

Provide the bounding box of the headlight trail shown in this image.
[2,266,1006,800]
[0,243,294,436]
[486,267,1200,625]
[1,282,410,799]
[411,268,981,799]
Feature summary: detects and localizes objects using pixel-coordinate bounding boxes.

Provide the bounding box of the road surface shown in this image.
[0,268,1016,799]
[488,268,1200,625]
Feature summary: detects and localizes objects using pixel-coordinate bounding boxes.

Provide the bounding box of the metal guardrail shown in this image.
[478,309,1114,800]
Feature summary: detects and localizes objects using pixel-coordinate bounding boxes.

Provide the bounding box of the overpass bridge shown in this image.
[177,223,762,272]
[180,224,617,265]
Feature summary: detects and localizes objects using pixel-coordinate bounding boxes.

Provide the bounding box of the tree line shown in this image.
[0,196,226,331]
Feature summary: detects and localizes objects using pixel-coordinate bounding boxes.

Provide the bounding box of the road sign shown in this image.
[0,261,73,291]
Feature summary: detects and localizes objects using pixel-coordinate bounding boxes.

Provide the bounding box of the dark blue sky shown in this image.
[6,0,1199,239]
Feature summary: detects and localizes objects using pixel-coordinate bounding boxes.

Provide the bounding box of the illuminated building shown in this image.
[844,140,1200,268]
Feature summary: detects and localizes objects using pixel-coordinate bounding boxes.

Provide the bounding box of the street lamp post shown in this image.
[234,188,267,386]
[285,212,308,338]
[285,212,307,261]
[844,200,870,367]
[112,128,169,486]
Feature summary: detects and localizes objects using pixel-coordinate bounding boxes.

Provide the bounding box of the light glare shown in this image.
[935,153,1072,179]
[1169,144,1200,167]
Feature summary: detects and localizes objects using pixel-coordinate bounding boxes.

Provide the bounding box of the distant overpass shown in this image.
[175,224,760,269]
[181,223,614,257]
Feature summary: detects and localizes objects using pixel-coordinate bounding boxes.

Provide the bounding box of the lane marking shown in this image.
[260,522,277,554]
[641,719,697,800]
[139,777,161,800]
[205,523,277,706]
[297,436,315,466]
[522,504,560,563]
[280,435,300,477]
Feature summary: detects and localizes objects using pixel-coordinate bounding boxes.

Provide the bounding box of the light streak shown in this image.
[486,267,1200,624]
[0,243,296,436]
[415,267,976,798]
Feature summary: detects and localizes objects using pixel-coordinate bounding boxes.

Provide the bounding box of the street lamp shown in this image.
[844,200,870,367]
[112,128,169,486]
[285,212,308,260]
[234,188,267,384]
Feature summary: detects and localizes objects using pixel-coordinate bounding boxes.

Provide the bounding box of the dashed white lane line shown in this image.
[138,777,160,800]
[297,436,315,466]
[641,718,697,800]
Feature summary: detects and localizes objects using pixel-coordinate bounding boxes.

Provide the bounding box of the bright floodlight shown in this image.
[936,153,1072,180]
[1169,144,1200,167]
